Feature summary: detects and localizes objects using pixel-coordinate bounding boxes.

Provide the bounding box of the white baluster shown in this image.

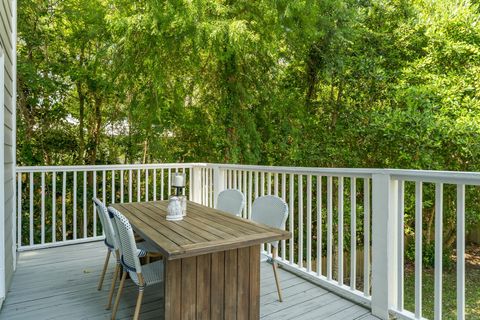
[434,183,443,320]
[327,176,333,281]
[350,177,356,290]
[306,175,312,272]
[415,181,422,319]
[338,177,344,285]
[73,172,77,240]
[397,180,404,310]
[457,184,465,320]
[41,172,45,244]
[317,175,322,276]
[62,172,67,241]
[29,172,33,246]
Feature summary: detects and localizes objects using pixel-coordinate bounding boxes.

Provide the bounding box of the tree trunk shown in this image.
[425,207,435,245]
[17,78,34,140]
[86,95,102,165]
[142,139,148,164]
[77,82,85,164]
[127,106,133,164]
[305,47,319,110]
[445,227,457,249]
[331,76,344,129]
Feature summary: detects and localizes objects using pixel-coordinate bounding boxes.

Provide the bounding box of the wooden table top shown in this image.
[111,200,291,260]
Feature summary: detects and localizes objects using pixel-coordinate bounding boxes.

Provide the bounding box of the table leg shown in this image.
[164,259,181,319]
[164,245,261,320]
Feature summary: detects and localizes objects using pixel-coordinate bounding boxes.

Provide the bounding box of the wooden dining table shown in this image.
[111,200,291,320]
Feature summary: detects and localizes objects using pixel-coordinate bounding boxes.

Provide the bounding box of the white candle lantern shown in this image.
[172,172,186,196]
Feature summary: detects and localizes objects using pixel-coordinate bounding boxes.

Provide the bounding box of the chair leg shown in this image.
[133,287,145,320]
[106,262,120,309]
[98,249,111,291]
[272,248,283,302]
[111,271,127,320]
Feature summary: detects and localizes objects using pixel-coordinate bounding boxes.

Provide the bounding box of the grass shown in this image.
[309,246,480,319]
[404,246,480,319]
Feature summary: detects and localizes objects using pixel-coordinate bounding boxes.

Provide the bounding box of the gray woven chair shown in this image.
[216,189,245,216]
[94,198,118,294]
[93,198,160,310]
[251,195,288,302]
[108,206,164,320]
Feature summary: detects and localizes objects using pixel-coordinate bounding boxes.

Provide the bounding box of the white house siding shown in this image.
[0,0,16,303]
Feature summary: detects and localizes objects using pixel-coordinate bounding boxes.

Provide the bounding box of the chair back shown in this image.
[108,207,142,274]
[216,189,245,216]
[251,196,288,247]
[93,198,117,250]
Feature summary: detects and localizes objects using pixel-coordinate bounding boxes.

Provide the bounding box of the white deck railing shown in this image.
[199,164,374,310]
[16,163,478,320]
[16,163,195,250]
[386,170,480,320]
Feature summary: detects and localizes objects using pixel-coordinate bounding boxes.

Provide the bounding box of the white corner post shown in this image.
[213,166,225,208]
[191,165,203,204]
[371,173,398,319]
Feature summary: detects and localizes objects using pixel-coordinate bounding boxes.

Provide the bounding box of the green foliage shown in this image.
[405,241,437,268]
[17,0,480,256]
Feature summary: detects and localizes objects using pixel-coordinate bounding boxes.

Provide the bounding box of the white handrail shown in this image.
[16,162,203,172]
[208,163,480,183]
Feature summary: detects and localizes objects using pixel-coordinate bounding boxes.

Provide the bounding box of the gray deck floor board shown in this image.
[0,242,377,319]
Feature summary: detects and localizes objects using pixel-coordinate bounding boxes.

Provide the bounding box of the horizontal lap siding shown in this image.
[3,195,12,290]
[1,0,15,296]
[3,124,12,144]
[3,108,11,131]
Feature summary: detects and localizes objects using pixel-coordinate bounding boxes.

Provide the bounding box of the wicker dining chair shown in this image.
[108,206,164,320]
[216,189,245,216]
[93,198,161,310]
[251,195,288,302]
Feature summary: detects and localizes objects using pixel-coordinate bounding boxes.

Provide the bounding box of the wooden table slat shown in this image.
[224,249,238,320]
[110,205,180,255]
[116,204,191,247]
[137,202,211,243]
[145,202,243,239]
[185,209,257,237]
[210,251,225,320]
[181,257,197,319]
[164,259,181,318]
[249,246,261,319]
[186,209,254,236]
[148,201,256,237]
[237,247,250,320]
[178,232,288,259]
[183,215,238,240]
[196,254,211,319]
[187,202,275,234]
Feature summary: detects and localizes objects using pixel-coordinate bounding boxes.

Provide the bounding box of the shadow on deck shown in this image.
[0,242,378,319]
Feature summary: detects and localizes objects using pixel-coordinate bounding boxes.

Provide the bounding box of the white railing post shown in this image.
[371,173,398,319]
[213,166,225,208]
[192,165,203,204]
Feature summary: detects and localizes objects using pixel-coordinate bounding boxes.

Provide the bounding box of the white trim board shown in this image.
[0,41,6,301]
[11,0,17,272]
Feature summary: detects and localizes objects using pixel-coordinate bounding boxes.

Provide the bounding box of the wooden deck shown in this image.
[0,242,378,320]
